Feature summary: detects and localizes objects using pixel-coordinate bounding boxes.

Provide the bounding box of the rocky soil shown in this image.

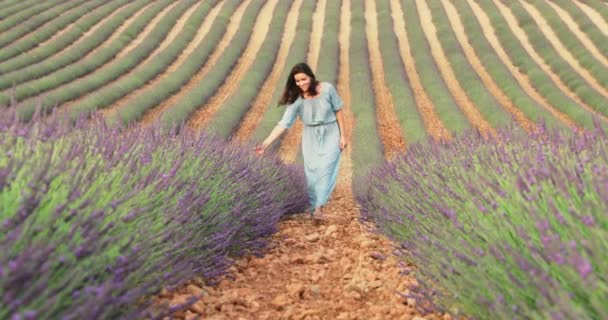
[154,182,452,320]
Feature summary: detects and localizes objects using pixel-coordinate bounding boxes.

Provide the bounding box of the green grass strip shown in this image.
[112,0,241,124]
[0,0,89,49]
[14,0,185,120]
[0,0,108,63]
[350,0,384,196]
[0,0,130,73]
[0,0,151,90]
[451,0,564,129]
[160,0,266,129]
[68,0,218,119]
[401,0,470,134]
[550,0,608,58]
[250,0,315,144]
[475,0,600,128]
[427,0,510,128]
[376,0,426,143]
[507,0,608,114]
[204,0,293,139]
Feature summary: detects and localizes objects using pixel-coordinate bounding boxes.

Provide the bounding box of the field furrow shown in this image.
[514,0,608,99]
[389,0,450,141]
[486,0,608,121]
[0,0,89,50]
[374,0,425,144]
[574,0,608,36]
[0,0,40,18]
[0,0,107,63]
[0,0,144,82]
[335,0,354,193]
[201,0,294,139]
[416,0,496,138]
[36,0,116,50]
[138,0,253,126]
[231,0,304,143]
[364,0,407,158]
[441,0,534,132]
[467,0,578,129]
[186,0,279,130]
[12,0,185,119]
[276,0,327,164]
[62,0,202,117]
[99,1,224,119]
[0,0,68,36]
[548,1,608,67]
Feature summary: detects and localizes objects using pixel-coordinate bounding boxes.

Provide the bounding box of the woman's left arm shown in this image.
[335,109,347,150]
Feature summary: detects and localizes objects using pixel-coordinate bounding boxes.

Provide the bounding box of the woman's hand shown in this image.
[254,144,266,156]
[339,135,347,151]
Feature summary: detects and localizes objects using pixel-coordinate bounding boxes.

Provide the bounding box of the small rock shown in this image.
[189,301,205,314]
[337,312,351,320]
[407,298,417,307]
[184,311,198,320]
[271,294,289,309]
[310,286,321,298]
[305,233,320,242]
[344,290,361,300]
[369,280,383,289]
[361,240,375,248]
[286,283,305,299]
[186,284,206,297]
[324,225,338,236]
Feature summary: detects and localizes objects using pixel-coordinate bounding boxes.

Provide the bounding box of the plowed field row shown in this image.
[2,0,606,151]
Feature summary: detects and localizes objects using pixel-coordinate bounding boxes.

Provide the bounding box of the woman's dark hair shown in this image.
[279,62,319,106]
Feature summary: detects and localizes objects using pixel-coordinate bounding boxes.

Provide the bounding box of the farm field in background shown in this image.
[1,0,607,319]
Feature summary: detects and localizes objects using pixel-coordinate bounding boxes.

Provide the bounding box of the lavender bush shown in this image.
[0,107,308,319]
[359,122,607,319]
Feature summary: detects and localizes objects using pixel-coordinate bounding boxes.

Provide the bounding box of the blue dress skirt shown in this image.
[277,82,344,210]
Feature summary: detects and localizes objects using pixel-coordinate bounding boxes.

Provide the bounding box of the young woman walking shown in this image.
[255,62,347,220]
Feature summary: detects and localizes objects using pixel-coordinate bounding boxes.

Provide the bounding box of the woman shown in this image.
[254,62,347,220]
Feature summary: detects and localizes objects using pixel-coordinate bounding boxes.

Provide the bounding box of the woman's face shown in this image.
[294,72,311,92]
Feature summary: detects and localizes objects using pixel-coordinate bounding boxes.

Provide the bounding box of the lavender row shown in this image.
[358,122,607,319]
[0,108,308,319]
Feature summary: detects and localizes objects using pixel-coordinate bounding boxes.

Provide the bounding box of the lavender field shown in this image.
[0,108,308,319]
[359,122,608,319]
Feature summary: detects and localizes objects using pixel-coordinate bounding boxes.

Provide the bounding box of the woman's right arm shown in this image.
[255,125,287,154]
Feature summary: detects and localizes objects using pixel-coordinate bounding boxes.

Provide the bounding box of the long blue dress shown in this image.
[278,82,343,211]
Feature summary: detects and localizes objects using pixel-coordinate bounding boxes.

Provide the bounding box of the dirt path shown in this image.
[231,0,304,143]
[59,0,194,115]
[466,0,578,129]
[548,1,608,68]
[276,0,326,164]
[364,0,407,158]
[574,0,608,37]
[335,0,354,196]
[416,0,496,138]
[389,0,450,141]
[187,0,278,130]
[99,1,224,119]
[514,0,608,99]
[139,0,252,126]
[441,0,535,132]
